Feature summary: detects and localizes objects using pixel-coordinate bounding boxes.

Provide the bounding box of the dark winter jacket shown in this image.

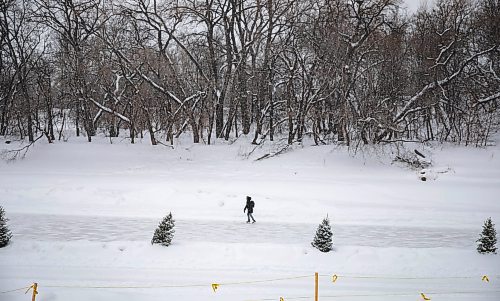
[244,200,255,214]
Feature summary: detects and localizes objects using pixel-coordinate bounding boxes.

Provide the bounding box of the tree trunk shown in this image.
[20,71,34,142]
[76,100,81,137]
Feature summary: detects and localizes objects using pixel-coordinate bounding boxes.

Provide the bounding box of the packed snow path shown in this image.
[10,213,478,248]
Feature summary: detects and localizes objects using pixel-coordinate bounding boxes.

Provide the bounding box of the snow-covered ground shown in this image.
[1,135,499,301]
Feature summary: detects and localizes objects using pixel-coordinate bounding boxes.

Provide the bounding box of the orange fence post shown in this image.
[315,272,318,301]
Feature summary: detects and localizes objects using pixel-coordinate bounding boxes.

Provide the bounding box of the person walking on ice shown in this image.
[244,196,256,223]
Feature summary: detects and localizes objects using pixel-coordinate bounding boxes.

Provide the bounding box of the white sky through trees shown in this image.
[404,0,437,12]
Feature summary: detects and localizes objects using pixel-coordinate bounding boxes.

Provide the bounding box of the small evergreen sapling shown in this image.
[151,212,175,247]
[311,215,333,252]
[0,206,12,248]
[477,217,497,254]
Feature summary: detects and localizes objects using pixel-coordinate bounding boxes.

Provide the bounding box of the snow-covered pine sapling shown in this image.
[311,215,333,252]
[477,217,497,254]
[0,206,12,248]
[151,212,175,247]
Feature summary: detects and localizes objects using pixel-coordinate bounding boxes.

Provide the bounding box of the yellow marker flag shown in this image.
[25,284,37,295]
[280,297,285,301]
[211,283,219,292]
[420,293,431,300]
[482,275,490,282]
[332,275,338,283]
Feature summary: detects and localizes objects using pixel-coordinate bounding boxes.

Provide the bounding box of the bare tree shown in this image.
[0,0,46,142]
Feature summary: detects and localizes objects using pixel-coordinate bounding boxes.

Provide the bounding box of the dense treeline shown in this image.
[1,0,499,147]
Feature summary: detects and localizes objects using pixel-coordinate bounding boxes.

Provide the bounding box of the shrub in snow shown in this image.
[393,150,431,170]
[311,216,333,252]
[477,217,497,254]
[0,206,12,248]
[152,212,175,247]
